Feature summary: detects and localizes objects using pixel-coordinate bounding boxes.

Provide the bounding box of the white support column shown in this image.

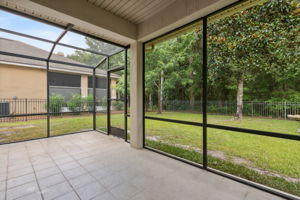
[130,41,143,149]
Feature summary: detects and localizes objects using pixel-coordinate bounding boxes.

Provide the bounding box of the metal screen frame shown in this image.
[0,6,129,143]
[142,1,300,200]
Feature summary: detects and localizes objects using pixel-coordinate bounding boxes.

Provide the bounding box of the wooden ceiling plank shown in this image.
[105,0,121,10]
[121,0,151,19]
[99,0,111,8]
[110,0,129,13]
[134,0,176,24]
[114,0,137,17]
[131,0,172,23]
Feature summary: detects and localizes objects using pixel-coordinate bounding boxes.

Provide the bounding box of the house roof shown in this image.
[0,37,119,78]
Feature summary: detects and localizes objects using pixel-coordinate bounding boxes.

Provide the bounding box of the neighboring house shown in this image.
[0,37,119,100]
[0,37,119,114]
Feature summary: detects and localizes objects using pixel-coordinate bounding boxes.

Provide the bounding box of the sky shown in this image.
[0,10,89,56]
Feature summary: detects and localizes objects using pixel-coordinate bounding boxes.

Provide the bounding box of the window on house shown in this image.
[49,72,81,87]
[88,76,107,89]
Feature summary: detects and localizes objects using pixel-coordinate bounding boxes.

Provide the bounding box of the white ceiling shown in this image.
[87,0,177,24]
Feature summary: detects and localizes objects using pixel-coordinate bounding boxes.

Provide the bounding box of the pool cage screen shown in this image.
[0,6,128,143]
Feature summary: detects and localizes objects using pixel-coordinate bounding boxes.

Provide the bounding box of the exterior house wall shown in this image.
[111,78,117,99]
[0,63,118,114]
[81,75,88,97]
[0,64,47,114]
[0,64,47,99]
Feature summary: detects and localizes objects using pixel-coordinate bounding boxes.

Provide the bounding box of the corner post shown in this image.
[202,17,208,169]
[93,68,96,130]
[124,48,128,142]
[130,41,143,149]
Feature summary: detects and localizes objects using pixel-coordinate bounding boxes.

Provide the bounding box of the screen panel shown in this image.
[207,0,300,135]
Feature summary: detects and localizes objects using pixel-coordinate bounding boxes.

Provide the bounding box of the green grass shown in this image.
[146,140,300,197]
[144,112,300,179]
[0,111,299,196]
[0,114,94,143]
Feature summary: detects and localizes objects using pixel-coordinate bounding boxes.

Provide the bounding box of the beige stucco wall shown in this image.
[0,64,47,99]
[0,63,118,99]
[0,64,118,114]
[81,75,88,97]
[111,78,117,99]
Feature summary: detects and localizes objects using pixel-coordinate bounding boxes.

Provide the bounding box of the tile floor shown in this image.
[0,131,284,200]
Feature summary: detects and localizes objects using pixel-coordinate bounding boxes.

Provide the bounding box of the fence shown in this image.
[0,98,47,122]
[0,98,108,122]
[1,99,300,122]
[163,100,300,120]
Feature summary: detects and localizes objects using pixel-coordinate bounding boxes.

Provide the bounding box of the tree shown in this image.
[208,0,299,119]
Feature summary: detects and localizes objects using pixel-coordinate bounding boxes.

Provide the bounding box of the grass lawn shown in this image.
[0,111,299,196]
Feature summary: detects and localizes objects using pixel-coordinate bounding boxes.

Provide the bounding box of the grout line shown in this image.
[74,135,132,192]
[25,142,44,200]
[46,142,82,200]
[4,146,8,200]
[57,133,115,194]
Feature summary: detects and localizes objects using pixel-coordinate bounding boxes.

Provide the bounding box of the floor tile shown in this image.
[63,167,87,180]
[35,166,60,179]
[53,191,80,200]
[7,166,33,179]
[83,162,106,172]
[58,161,81,171]
[92,191,117,200]
[7,173,36,189]
[16,192,43,200]
[6,181,39,200]
[110,183,140,200]
[99,173,124,190]
[90,168,113,180]
[41,181,73,200]
[76,181,107,200]
[0,190,4,200]
[0,181,5,192]
[33,161,56,171]
[54,156,74,165]
[69,173,96,189]
[38,173,66,189]
[0,173,6,182]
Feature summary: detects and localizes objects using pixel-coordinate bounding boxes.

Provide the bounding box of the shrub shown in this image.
[67,94,83,114]
[112,101,124,110]
[85,95,94,112]
[48,94,65,115]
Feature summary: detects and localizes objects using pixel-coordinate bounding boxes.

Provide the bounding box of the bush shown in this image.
[98,96,107,107]
[112,101,124,110]
[67,94,83,114]
[48,94,65,115]
[85,95,94,112]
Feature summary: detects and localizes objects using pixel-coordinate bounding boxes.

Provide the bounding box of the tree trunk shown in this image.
[149,94,152,111]
[157,71,164,114]
[189,91,195,109]
[235,75,244,120]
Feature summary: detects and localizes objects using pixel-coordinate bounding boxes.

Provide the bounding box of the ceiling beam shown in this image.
[13,0,137,44]
[137,0,237,42]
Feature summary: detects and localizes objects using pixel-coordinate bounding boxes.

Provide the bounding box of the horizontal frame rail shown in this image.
[0,51,94,69]
[107,66,125,72]
[145,116,300,141]
[145,116,203,126]
[0,111,94,118]
[206,124,300,141]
